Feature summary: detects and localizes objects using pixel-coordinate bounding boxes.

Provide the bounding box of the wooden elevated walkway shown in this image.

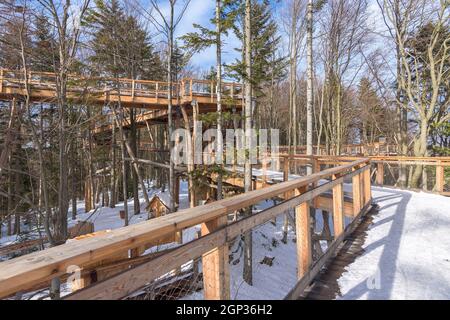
[0,68,243,110]
[0,158,372,300]
[0,155,448,300]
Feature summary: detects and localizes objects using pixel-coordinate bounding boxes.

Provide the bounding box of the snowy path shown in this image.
[338,187,450,300]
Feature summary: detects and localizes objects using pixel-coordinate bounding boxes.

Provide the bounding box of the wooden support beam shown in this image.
[201,215,230,300]
[376,162,384,186]
[295,187,312,279]
[332,175,344,237]
[360,170,366,206]
[313,195,353,217]
[436,162,444,194]
[364,167,372,205]
[262,156,268,187]
[352,167,362,217]
[283,156,290,199]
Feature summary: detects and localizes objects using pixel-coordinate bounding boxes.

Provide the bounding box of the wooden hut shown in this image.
[146,194,170,219]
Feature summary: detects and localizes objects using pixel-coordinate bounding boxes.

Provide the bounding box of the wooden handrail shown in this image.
[0,68,242,98]
[281,154,449,195]
[0,158,369,299]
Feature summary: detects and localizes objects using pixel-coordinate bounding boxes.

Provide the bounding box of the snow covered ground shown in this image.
[68,180,191,232]
[338,187,450,300]
[187,186,450,300]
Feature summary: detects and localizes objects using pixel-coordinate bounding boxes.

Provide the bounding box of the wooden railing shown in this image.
[280,154,450,196]
[0,158,371,300]
[278,144,398,156]
[0,68,243,105]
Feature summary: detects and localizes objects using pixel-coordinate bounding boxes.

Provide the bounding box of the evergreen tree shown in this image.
[227,0,286,98]
[86,0,163,79]
[32,14,58,72]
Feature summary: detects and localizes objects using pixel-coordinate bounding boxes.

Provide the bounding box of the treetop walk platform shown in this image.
[0,68,243,109]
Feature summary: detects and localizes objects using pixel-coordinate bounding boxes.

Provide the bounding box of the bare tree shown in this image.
[378,0,449,188]
[146,0,191,212]
[243,0,253,286]
[281,0,307,153]
[306,0,313,167]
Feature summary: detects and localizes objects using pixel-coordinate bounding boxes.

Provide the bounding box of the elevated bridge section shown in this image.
[0,68,243,110]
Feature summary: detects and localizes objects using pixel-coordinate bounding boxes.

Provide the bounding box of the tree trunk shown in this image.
[168,5,176,213]
[109,119,117,208]
[130,109,140,214]
[306,0,314,172]
[216,0,223,201]
[243,0,253,286]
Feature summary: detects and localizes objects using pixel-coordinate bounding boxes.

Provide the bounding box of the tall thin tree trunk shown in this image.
[168,4,176,213]
[306,0,314,173]
[120,110,129,226]
[110,117,117,208]
[243,0,253,286]
[216,0,223,201]
[130,109,140,214]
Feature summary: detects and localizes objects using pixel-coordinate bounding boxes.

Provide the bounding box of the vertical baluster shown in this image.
[332,174,344,237]
[201,215,230,300]
[295,186,312,279]
[376,162,384,186]
[352,165,362,217]
[364,165,372,205]
[436,161,444,194]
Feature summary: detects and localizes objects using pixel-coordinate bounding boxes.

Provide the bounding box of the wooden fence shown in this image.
[0,158,372,300]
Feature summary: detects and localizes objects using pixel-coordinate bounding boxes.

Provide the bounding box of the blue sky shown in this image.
[142,0,390,77]
[146,0,243,68]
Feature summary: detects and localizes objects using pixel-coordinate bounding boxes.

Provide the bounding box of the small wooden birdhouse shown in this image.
[146,195,170,219]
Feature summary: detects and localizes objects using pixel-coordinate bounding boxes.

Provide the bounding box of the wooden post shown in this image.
[283,156,290,199]
[155,82,159,102]
[352,166,362,217]
[295,187,312,279]
[436,162,444,194]
[313,158,320,173]
[376,162,384,186]
[262,154,267,187]
[131,80,135,100]
[332,175,344,237]
[312,158,320,207]
[283,156,289,181]
[360,169,366,206]
[190,79,193,100]
[364,166,372,206]
[201,215,230,300]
